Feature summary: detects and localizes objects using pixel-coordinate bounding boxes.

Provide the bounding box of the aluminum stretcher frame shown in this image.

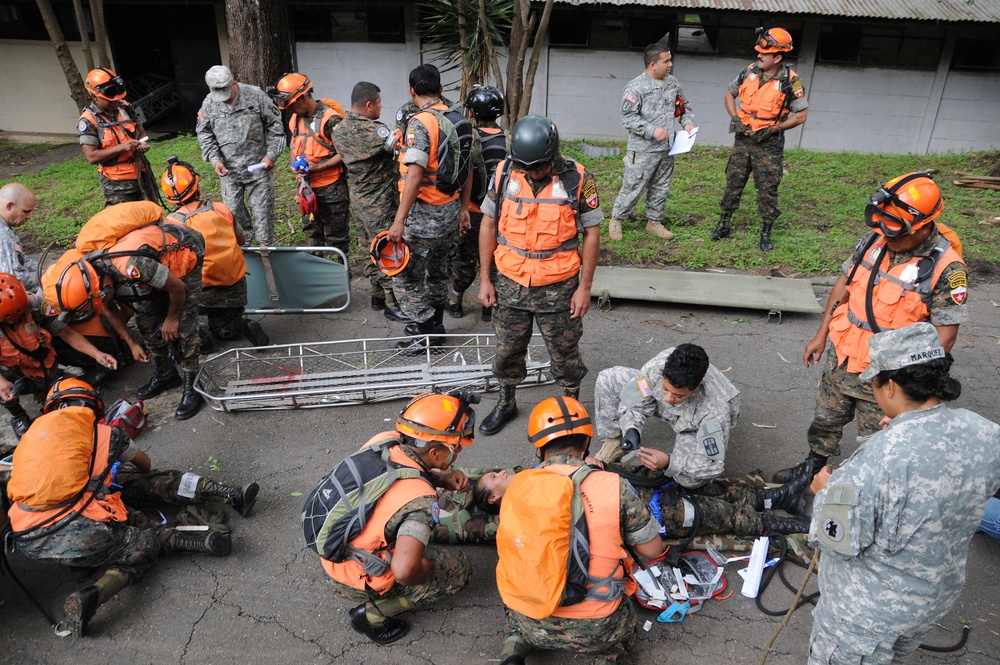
[194,332,553,411]
[243,246,351,314]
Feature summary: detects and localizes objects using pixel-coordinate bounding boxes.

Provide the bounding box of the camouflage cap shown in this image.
[859,322,945,380]
[205,65,234,102]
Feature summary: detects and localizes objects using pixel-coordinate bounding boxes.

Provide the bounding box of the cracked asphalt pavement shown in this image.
[2,275,998,664]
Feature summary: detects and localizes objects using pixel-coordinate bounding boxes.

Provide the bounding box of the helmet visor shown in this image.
[864,187,925,237]
[96,77,126,99]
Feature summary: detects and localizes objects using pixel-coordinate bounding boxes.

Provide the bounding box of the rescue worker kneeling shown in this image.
[86,208,206,419]
[6,378,259,637]
[309,392,475,644]
[495,396,663,665]
[160,156,269,347]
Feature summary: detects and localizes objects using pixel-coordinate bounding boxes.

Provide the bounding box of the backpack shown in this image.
[418,106,475,196]
[496,465,592,620]
[101,399,149,439]
[301,438,435,563]
[471,128,508,205]
[75,201,164,254]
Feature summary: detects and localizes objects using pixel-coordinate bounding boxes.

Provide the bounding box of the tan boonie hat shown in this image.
[859,322,945,381]
[205,65,234,102]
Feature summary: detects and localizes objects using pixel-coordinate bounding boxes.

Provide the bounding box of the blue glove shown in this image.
[621,428,641,453]
[291,155,310,173]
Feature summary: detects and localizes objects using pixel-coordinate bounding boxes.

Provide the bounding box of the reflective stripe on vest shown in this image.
[828,234,964,373]
[169,201,247,287]
[397,103,459,206]
[544,464,629,620]
[320,435,437,594]
[494,160,585,287]
[80,106,140,180]
[736,65,795,133]
[290,106,344,189]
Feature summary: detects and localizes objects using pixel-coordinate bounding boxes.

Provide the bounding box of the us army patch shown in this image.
[583,180,599,208]
[948,271,967,289]
[791,80,804,98]
[636,377,652,398]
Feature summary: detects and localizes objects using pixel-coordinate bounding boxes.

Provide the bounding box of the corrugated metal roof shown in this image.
[554,0,1000,23]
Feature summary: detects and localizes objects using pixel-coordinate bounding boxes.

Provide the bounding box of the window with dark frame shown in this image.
[952,25,1000,71]
[818,21,944,70]
[288,2,405,44]
[0,0,94,41]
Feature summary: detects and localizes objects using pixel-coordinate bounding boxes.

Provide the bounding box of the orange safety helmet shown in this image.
[0,273,29,325]
[85,67,127,101]
[865,172,943,237]
[272,72,312,110]
[395,391,477,448]
[370,231,410,276]
[56,259,104,323]
[528,396,594,448]
[755,27,793,54]
[161,155,200,203]
[43,377,105,416]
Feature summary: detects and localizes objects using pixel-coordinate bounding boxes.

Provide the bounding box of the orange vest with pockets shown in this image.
[736,66,796,132]
[397,103,460,206]
[290,104,345,189]
[0,317,55,378]
[169,201,246,287]
[79,106,141,180]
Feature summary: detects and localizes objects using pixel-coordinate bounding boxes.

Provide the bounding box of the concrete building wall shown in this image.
[929,71,1000,153]
[0,39,102,137]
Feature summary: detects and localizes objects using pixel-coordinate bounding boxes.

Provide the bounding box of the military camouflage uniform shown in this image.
[97,228,205,373]
[480,157,603,390]
[503,454,660,665]
[78,101,159,207]
[0,215,39,293]
[331,110,399,299]
[720,64,808,225]
[612,72,694,222]
[196,84,285,245]
[808,404,1000,664]
[807,227,969,458]
[594,348,740,488]
[393,100,461,324]
[326,445,471,608]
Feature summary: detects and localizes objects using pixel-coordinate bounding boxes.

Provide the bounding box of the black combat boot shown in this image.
[481,306,493,322]
[773,451,828,484]
[175,371,204,421]
[62,586,100,637]
[500,656,527,665]
[755,460,811,513]
[383,305,411,323]
[710,212,732,241]
[136,356,181,399]
[760,221,774,252]
[4,401,33,439]
[761,513,811,535]
[479,385,518,435]
[242,319,270,346]
[348,604,409,645]
[200,479,260,517]
[396,319,437,354]
[447,289,464,319]
[198,326,215,354]
[164,529,232,556]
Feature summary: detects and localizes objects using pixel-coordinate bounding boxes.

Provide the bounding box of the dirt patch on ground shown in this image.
[0,142,78,181]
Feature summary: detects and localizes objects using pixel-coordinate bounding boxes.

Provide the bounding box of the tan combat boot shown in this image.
[646,220,675,240]
[609,218,623,241]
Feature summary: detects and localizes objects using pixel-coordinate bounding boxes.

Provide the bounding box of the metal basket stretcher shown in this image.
[194,333,553,411]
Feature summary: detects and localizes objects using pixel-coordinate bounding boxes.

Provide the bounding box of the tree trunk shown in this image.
[518,0,553,119]
[71,0,93,71]
[478,0,505,124]
[457,4,471,100]
[224,0,294,90]
[35,0,89,111]
[89,0,110,67]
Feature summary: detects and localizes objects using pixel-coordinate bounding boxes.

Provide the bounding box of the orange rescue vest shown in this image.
[290,103,345,189]
[828,233,964,373]
[0,316,55,378]
[398,103,460,206]
[168,201,247,287]
[75,201,164,254]
[7,407,128,533]
[79,104,142,180]
[106,222,201,283]
[494,160,585,287]
[321,434,437,593]
[736,65,796,132]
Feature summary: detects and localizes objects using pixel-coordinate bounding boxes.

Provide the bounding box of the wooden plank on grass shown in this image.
[591,266,822,314]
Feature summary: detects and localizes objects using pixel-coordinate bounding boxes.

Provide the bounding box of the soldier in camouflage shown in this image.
[592,344,740,489]
[809,323,1000,664]
[332,82,403,317]
[711,28,808,251]
[196,66,286,245]
[0,184,40,293]
[775,174,968,484]
[609,43,694,242]
[478,116,602,435]
[496,397,663,665]
[387,65,467,350]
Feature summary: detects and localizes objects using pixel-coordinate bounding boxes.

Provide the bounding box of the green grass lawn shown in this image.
[4,136,999,279]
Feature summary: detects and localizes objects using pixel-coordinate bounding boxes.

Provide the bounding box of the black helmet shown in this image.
[466,85,504,121]
[510,115,559,170]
